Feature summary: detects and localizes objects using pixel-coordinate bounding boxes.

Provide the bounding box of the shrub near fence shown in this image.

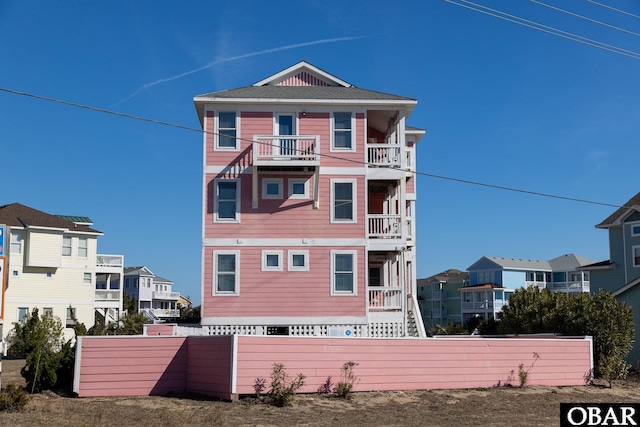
[74,335,593,400]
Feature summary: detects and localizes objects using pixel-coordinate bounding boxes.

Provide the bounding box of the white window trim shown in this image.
[331,250,357,296]
[215,111,240,151]
[62,236,72,257]
[262,178,283,199]
[78,237,88,258]
[83,272,93,285]
[288,250,309,272]
[213,250,240,296]
[10,232,22,254]
[330,112,355,152]
[288,178,309,199]
[213,178,241,223]
[262,250,283,272]
[631,223,640,237]
[17,307,29,323]
[633,245,640,268]
[330,179,357,224]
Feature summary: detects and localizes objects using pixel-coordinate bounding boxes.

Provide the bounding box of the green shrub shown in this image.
[0,384,30,412]
[334,361,359,399]
[264,363,306,407]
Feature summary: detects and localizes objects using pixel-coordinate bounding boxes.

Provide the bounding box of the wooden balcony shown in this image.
[368,286,403,310]
[368,214,402,239]
[253,135,320,166]
[367,144,402,167]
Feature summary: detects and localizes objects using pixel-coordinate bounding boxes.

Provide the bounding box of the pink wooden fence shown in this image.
[74,335,592,400]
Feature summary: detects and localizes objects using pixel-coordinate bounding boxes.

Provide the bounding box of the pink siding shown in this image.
[233,336,592,394]
[406,177,415,194]
[187,336,234,400]
[203,174,366,240]
[202,246,366,318]
[75,336,188,397]
[144,324,175,336]
[75,335,592,399]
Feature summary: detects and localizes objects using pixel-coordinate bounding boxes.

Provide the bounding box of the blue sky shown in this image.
[1,1,639,305]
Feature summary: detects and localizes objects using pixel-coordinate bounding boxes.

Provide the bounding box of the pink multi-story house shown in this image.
[193,61,425,337]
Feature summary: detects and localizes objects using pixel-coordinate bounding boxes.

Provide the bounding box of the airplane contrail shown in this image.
[113,35,366,106]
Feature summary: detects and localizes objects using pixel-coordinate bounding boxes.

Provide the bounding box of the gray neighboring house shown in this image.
[580,191,640,368]
[123,266,181,323]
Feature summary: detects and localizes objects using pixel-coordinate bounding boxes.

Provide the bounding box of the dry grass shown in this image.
[1,359,639,426]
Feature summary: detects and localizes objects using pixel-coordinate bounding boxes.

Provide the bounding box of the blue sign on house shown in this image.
[0,225,4,256]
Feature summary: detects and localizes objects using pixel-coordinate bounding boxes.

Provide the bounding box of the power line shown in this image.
[531,0,640,38]
[445,0,640,60]
[0,86,629,210]
[587,0,640,20]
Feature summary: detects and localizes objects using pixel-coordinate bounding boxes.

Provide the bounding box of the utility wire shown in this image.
[587,0,640,20]
[531,0,640,38]
[0,86,629,210]
[445,0,640,60]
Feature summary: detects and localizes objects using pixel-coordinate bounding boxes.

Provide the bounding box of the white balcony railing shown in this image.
[368,214,402,238]
[550,281,590,293]
[253,135,319,165]
[142,308,180,318]
[430,291,447,300]
[366,144,402,167]
[462,301,507,311]
[96,254,124,268]
[368,286,403,310]
[152,291,181,300]
[95,290,121,302]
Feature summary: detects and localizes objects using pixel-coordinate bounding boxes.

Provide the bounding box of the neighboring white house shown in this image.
[0,203,124,344]
[123,266,181,323]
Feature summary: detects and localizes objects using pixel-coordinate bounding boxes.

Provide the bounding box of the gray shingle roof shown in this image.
[597,191,640,228]
[481,256,552,271]
[548,253,597,270]
[418,269,469,285]
[195,85,416,102]
[0,203,100,233]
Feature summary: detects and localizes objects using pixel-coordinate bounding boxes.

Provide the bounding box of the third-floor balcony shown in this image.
[152,291,181,301]
[253,135,320,166]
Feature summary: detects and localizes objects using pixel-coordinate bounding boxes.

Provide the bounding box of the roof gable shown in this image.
[253,61,352,88]
[597,191,640,229]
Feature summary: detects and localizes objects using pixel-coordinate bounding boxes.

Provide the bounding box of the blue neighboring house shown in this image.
[462,254,595,326]
[580,191,640,368]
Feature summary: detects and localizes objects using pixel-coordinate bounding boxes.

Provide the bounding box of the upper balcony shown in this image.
[253,135,320,167]
[96,254,124,273]
[153,291,181,301]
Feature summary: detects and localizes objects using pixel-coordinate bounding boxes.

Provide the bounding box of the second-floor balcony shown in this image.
[367,143,402,167]
[368,286,403,310]
[253,135,320,166]
[550,281,590,293]
[153,291,181,301]
[96,254,124,268]
[368,214,401,239]
[95,289,121,302]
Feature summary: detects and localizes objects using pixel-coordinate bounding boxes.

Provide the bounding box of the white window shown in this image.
[288,250,309,271]
[62,236,72,256]
[18,307,29,323]
[331,179,356,223]
[66,307,77,328]
[43,307,53,317]
[632,224,640,237]
[262,250,283,271]
[262,178,283,199]
[10,232,22,254]
[214,178,240,222]
[331,250,357,295]
[83,272,92,284]
[214,251,239,295]
[332,112,354,151]
[78,237,88,258]
[633,246,640,268]
[217,112,238,150]
[288,178,309,199]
